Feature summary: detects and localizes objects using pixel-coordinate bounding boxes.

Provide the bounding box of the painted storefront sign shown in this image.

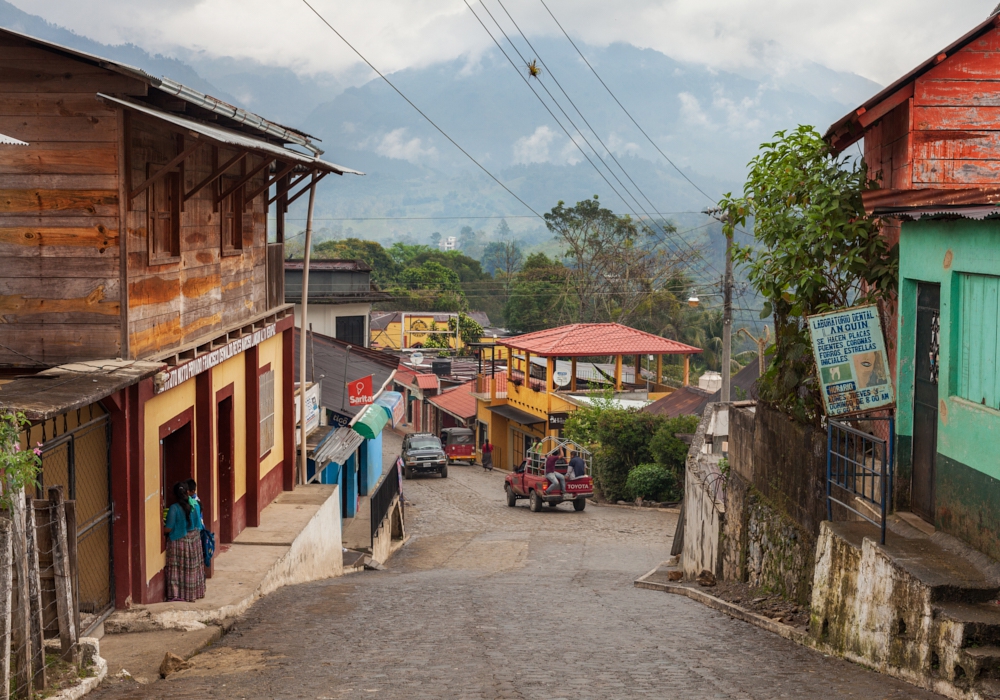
[295,381,322,445]
[348,374,374,406]
[156,323,277,394]
[807,305,894,416]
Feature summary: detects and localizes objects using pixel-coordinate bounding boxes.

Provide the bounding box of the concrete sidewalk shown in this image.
[108,483,343,633]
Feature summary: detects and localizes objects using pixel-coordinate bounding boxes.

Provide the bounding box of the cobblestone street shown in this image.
[93,455,943,699]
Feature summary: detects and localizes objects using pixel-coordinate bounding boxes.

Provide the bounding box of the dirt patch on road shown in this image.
[170,647,277,678]
[708,581,810,630]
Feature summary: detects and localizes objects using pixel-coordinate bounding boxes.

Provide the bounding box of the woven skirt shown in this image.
[166,530,206,602]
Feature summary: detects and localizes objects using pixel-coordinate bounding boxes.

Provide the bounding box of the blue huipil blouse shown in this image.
[164,503,197,542]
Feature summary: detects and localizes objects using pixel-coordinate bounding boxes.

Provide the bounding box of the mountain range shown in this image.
[0,1,882,248]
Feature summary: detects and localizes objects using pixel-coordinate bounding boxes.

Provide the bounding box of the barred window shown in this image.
[259,370,275,457]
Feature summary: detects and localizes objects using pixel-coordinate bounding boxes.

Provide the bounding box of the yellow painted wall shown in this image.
[143,378,196,583]
[212,352,247,502]
[257,334,284,477]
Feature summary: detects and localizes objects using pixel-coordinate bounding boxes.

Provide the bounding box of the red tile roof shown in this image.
[415,374,439,391]
[428,381,476,420]
[499,323,702,357]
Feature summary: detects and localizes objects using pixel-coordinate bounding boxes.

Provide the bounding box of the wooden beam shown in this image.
[683,355,690,387]
[245,161,296,204]
[284,171,328,207]
[267,169,309,205]
[215,156,273,203]
[184,150,247,202]
[614,355,622,391]
[858,83,914,129]
[655,354,663,387]
[570,357,577,391]
[129,140,201,200]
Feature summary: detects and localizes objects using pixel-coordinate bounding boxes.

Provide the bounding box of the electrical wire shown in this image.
[538,0,717,206]
[298,0,544,221]
[464,1,650,237]
[492,0,690,249]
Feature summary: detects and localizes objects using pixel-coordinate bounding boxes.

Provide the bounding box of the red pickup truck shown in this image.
[504,438,593,512]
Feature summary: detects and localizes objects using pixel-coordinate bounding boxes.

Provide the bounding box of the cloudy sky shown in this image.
[10,0,999,85]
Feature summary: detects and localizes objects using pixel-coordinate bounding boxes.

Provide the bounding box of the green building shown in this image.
[825,13,1000,558]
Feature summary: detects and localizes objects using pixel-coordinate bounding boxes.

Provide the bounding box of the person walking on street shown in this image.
[481,439,494,471]
[164,482,206,602]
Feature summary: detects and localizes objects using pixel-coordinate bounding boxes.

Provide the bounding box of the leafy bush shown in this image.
[625,463,678,502]
[649,415,700,473]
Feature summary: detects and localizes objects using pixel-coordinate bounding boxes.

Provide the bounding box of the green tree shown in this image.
[449,312,484,352]
[0,411,41,510]
[721,125,897,423]
[313,238,400,286]
[503,253,575,333]
[392,261,466,312]
[544,196,692,325]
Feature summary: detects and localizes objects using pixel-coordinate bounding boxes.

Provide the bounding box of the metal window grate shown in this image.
[259,370,275,456]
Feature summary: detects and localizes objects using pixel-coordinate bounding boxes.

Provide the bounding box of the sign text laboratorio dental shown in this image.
[807,305,894,417]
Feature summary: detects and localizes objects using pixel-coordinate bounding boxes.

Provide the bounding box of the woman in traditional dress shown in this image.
[164,481,206,602]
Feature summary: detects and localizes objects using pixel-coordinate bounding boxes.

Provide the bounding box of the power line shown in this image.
[464,1,646,233]
[298,0,544,221]
[538,0,717,207]
[278,212,704,221]
[465,0,709,274]
[492,0,688,249]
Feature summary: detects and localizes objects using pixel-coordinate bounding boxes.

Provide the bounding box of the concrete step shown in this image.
[958,646,1000,689]
[938,602,1000,647]
[829,521,1000,604]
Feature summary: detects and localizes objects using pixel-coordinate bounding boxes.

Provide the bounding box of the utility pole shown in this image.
[703,208,733,403]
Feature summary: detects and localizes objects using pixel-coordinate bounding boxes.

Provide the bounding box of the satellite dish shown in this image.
[553,369,571,387]
[410,352,424,366]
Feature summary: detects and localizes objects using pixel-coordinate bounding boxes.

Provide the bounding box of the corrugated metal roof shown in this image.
[314,426,365,466]
[0,26,319,151]
[500,323,702,357]
[642,362,760,418]
[98,94,362,175]
[0,133,28,146]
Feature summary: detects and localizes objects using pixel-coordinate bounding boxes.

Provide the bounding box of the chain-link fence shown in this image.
[36,406,114,635]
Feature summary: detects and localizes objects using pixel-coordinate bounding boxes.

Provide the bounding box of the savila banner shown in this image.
[347,374,374,407]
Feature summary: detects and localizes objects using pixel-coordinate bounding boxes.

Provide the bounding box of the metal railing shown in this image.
[826,416,894,544]
[370,461,400,543]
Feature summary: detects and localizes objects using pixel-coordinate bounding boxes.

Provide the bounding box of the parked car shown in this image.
[440,427,475,464]
[504,437,594,511]
[401,433,448,478]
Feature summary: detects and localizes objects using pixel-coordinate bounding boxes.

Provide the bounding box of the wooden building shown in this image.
[0,28,361,607]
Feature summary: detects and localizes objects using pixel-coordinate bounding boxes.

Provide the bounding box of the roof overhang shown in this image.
[0,360,162,421]
[99,94,362,175]
[486,404,546,425]
[826,14,1000,154]
[864,187,1000,217]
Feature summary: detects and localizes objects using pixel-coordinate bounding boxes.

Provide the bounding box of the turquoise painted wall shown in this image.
[897,219,1000,556]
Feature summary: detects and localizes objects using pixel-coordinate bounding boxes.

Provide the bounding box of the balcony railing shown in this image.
[473,371,507,399]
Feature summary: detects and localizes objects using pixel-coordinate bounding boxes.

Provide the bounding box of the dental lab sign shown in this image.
[807,305,894,417]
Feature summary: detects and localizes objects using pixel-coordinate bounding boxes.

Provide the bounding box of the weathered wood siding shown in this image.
[0,36,145,366]
[125,118,271,359]
[908,28,1000,188]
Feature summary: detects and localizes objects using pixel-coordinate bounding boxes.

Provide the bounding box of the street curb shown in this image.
[50,638,107,700]
[593,501,681,514]
[634,569,808,644]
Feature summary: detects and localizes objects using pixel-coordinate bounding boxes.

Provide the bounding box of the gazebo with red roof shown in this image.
[497,323,701,391]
